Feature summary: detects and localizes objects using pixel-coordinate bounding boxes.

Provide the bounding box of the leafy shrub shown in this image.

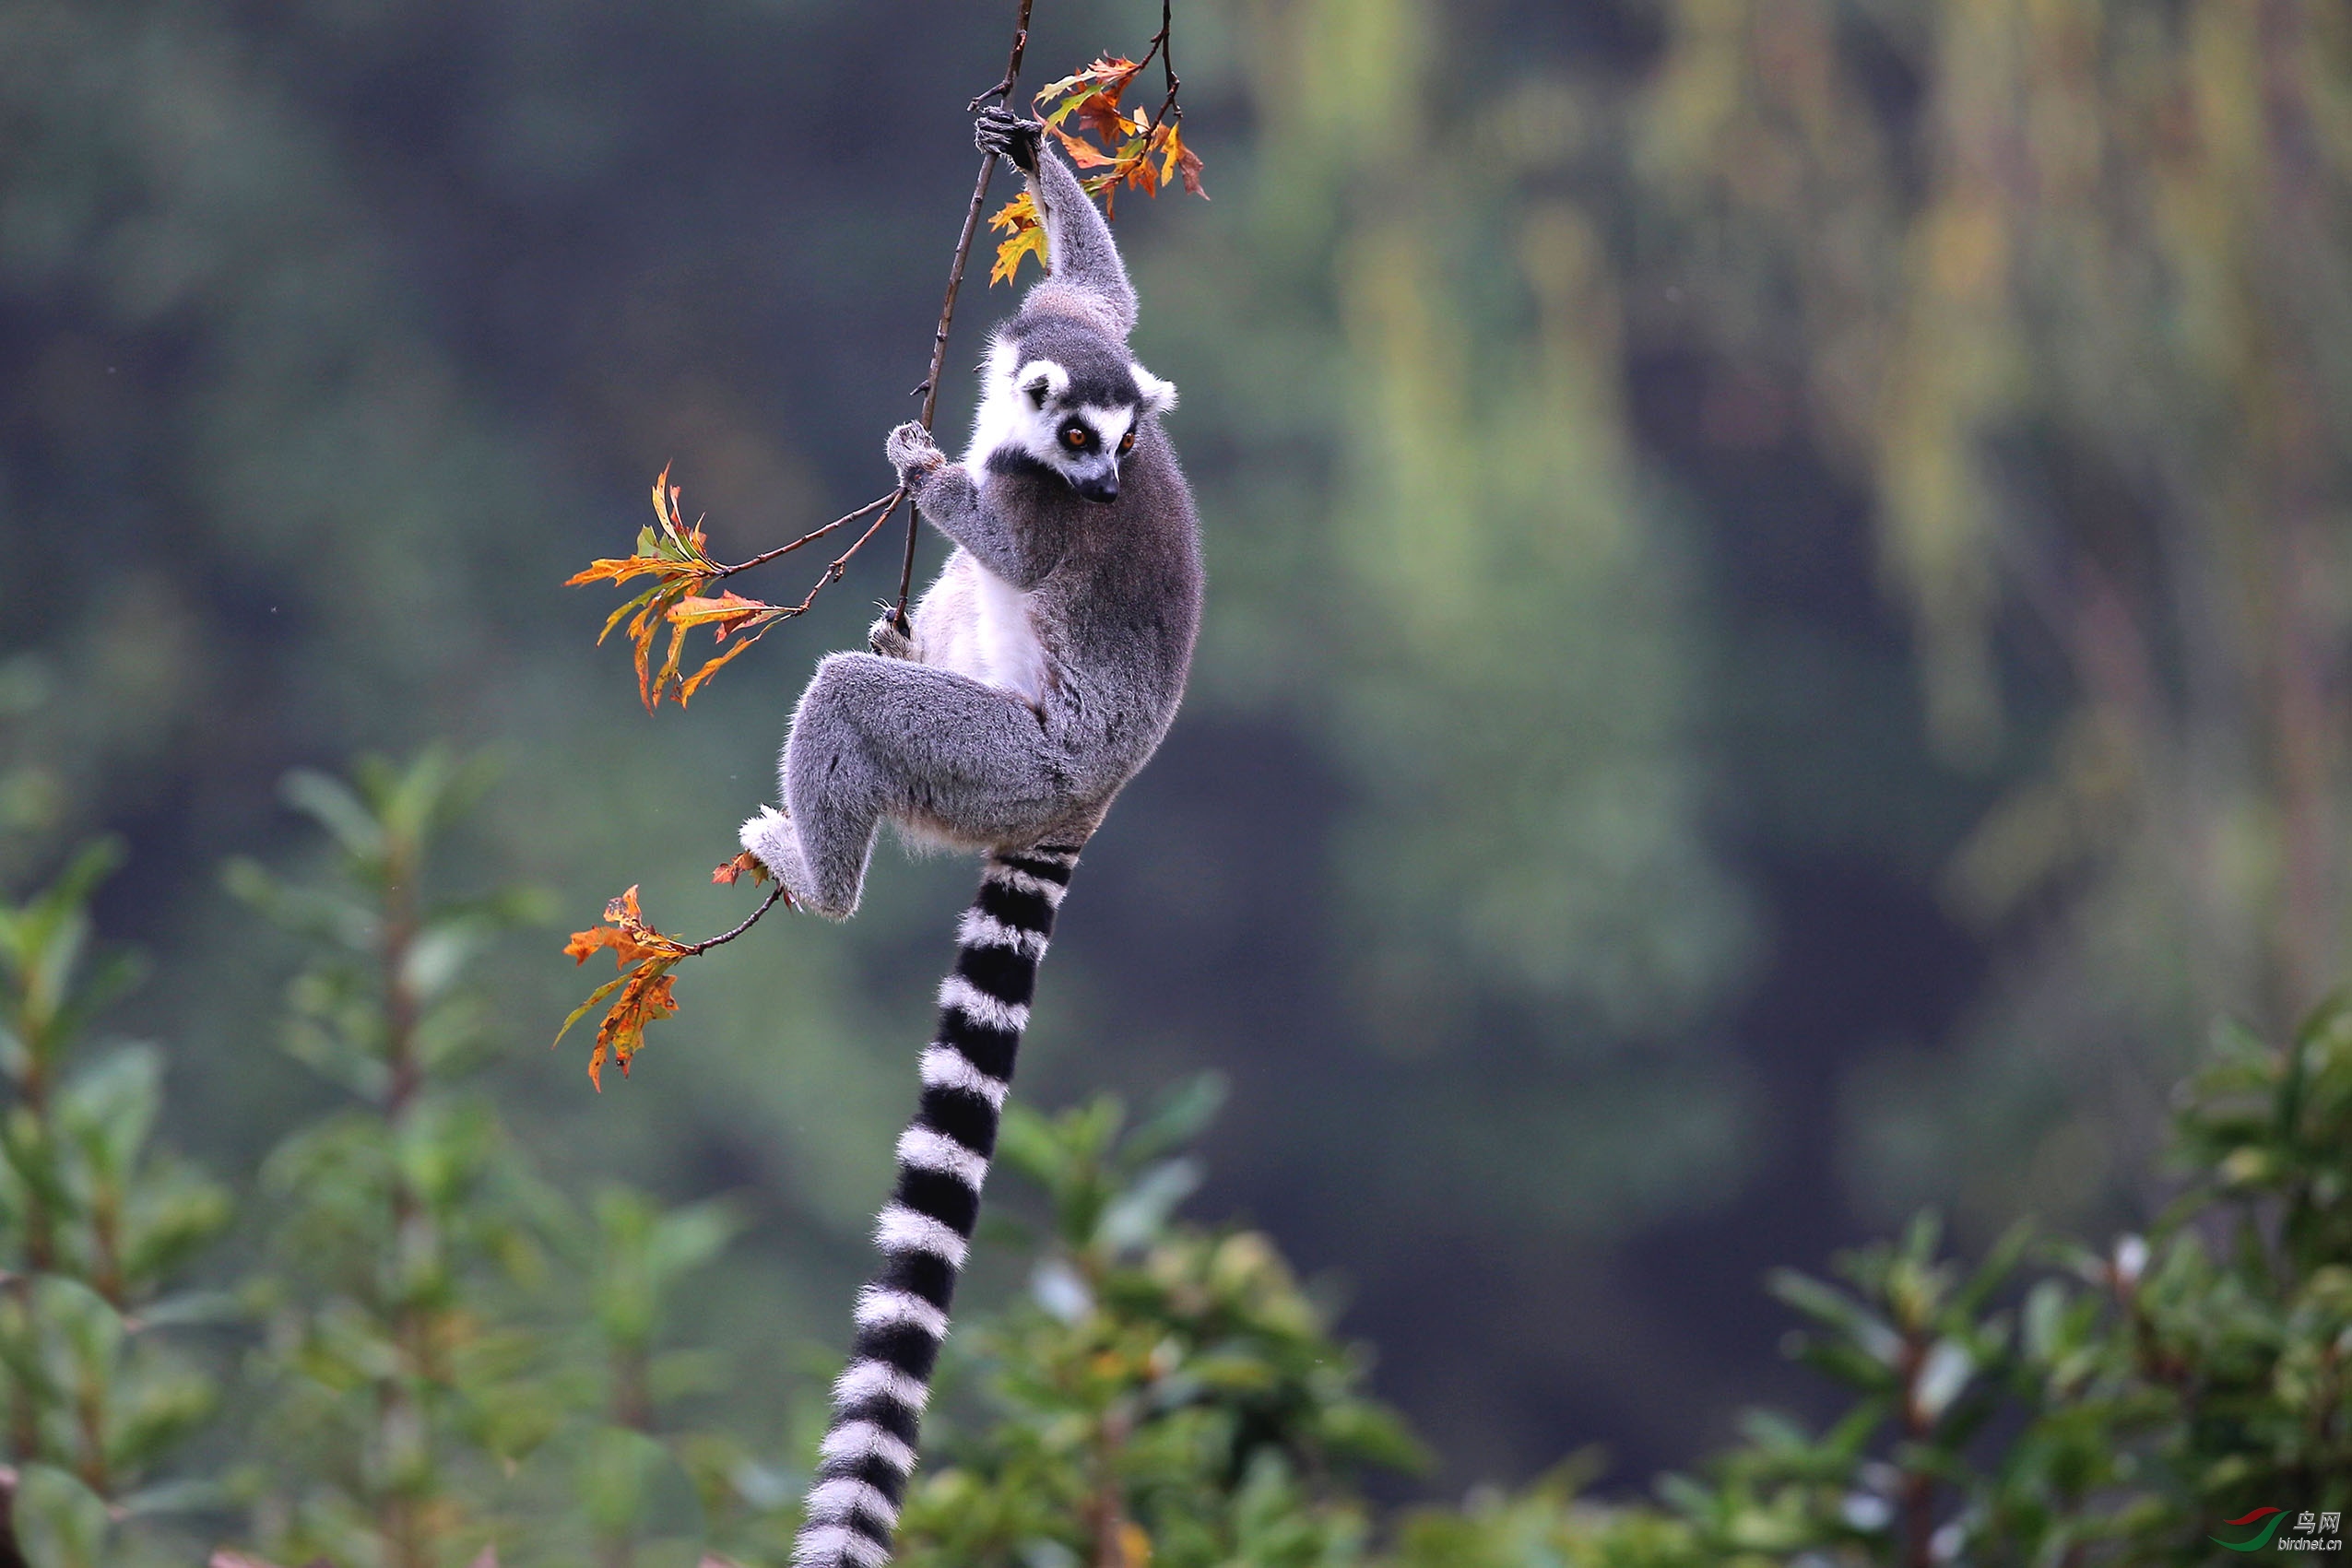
[906,1001,2352,1567]
[897,1081,1421,1568]
[10,758,2350,1567]
[1379,1001,2352,1567]
[0,843,234,1566]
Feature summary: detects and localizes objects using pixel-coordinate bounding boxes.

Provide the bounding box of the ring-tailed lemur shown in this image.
[740,106,1203,1568]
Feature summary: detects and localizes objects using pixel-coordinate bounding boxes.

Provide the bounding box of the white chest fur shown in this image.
[917,551,1050,706]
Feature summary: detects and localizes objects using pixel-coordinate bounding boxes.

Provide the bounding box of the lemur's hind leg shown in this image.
[745,652,1073,918]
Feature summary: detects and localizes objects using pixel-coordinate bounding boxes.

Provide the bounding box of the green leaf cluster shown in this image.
[224,752,791,1568]
[0,841,234,1566]
[896,1079,1422,1568]
[892,1000,2352,1568]
[13,756,2352,1568]
[1374,1000,2352,1568]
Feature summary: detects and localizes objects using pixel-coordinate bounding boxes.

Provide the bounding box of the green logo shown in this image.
[2211,1508,2288,1552]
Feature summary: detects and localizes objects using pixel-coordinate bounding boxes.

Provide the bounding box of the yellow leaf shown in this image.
[668,589,778,639]
[1158,121,1205,197]
[560,886,697,1088]
[988,192,1040,233]
[676,627,767,705]
[988,195,1050,286]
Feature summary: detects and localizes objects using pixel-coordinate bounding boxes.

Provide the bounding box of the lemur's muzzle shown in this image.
[1075,471,1120,504]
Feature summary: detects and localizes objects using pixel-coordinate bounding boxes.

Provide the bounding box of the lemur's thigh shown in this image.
[786,652,1071,845]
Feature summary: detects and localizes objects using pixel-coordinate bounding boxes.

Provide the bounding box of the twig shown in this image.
[687,882,789,954]
[712,490,898,579]
[1141,0,1180,130]
[682,492,909,677]
[782,491,906,620]
[893,0,1039,630]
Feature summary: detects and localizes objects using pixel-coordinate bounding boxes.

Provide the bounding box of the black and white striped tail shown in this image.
[793,843,1080,1568]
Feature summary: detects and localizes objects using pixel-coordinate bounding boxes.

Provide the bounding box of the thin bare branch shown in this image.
[1141,0,1180,128]
[687,881,789,954]
[712,490,897,579]
[674,491,908,690]
[895,0,1040,629]
[786,490,905,620]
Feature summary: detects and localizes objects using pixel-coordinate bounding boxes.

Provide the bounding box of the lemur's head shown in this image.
[976,316,1176,505]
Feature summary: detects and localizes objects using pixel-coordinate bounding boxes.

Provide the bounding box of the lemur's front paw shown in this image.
[868,609,915,660]
[885,421,944,484]
[975,106,1044,174]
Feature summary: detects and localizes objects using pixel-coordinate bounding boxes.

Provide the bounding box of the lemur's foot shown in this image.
[868,608,916,660]
[739,808,810,902]
[975,105,1044,174]
[885,421,944,486]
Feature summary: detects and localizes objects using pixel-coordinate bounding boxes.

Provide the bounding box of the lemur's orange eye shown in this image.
[1061,425,1088,448]
[1118,430,1136,454]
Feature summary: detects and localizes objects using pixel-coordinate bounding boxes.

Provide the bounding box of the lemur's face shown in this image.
[978,333,1176,505]
[1032,384,1136,505]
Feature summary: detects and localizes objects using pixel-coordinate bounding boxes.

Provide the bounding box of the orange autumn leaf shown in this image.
[1075,91,1146,148]
[566,466,730,712]
[1045,122,1117,170]
[670,589,778,641]
[674,631,763,704]
[592,962,679,1091]
[988,53,1207,288]
[668,587,787,701]
[568,469,798,711]
[712,851,770,887]
[563,885,692,966]
[558,886,694,1090]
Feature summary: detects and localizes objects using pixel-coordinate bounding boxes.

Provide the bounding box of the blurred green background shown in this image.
[3,0,2346,1499]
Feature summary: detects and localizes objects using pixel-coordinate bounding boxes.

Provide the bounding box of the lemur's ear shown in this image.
[1131,363,1178,416]
[1015,360,1070,409]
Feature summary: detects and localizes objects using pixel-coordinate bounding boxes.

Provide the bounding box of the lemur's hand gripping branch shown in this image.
[974,105,1044,174]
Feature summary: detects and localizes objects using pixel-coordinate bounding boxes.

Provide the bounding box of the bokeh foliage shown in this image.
[0,843,230,1566]
[906,994,2352,1568]
[4,758,2352,1565]
[223,753,801,1568]
[1640,0,2352,1231]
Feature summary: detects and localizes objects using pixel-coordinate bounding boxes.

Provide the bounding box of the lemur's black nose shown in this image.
[1077,473,1119,504]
